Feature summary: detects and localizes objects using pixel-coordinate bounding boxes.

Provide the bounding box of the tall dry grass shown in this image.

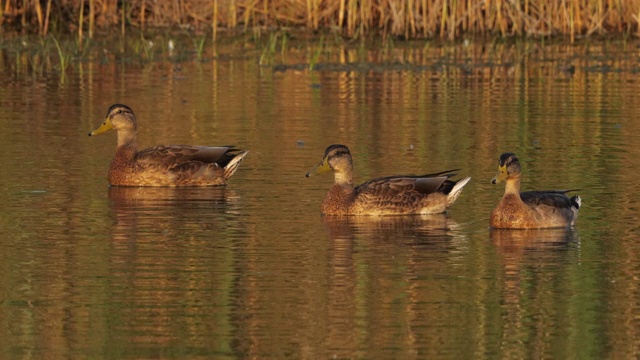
[1,0,640,41]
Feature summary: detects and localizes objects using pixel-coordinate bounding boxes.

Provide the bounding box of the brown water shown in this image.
[1,38,639,358]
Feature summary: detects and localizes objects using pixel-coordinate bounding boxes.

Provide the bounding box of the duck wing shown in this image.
[135,145,240,168]
[355,169,459,202]
[520,190,579,209]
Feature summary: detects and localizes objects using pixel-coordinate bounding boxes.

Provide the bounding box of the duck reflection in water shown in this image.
[107,186,237,242]
[490,227,579,354]
[322,214,466,250]
[320,213,468,358]
[490,227,579,280]
[490,227,579,251]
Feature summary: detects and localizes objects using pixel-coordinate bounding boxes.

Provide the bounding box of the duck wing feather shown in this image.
[520,190,580,209]
[135,145,239,168]
[354,169,460,204]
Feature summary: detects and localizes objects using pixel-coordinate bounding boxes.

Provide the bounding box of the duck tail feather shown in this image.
[223,151,248,181]
[447,176,471,207]
[570,195,581,209]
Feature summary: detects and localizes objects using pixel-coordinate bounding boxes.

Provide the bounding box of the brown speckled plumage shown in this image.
[490,152,581,229]
[89,104,247,186]
[307,144,470,216]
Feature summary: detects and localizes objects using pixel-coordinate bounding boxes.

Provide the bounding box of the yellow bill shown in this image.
[305,157,331,177]
[88,118,114,137]
[491,164,508,184]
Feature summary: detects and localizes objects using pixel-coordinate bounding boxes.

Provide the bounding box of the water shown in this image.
[1,38,639,358]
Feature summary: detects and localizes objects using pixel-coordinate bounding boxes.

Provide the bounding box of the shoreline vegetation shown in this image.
[2,1,639,84]
[1,0,639,42]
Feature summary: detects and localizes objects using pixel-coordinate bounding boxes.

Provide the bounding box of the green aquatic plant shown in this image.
[128,33,156,61]
[75,35,92,58]
[193,35,207,61]
[280,32,287,59]
[259,32,279,65]
[309,35,324,71]
[256,30,292,65]
[50,35,70,83]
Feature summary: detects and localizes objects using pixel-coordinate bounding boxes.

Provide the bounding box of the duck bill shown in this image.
[491,165,508,184]
[305,157,331,177]
[88,118,114,136]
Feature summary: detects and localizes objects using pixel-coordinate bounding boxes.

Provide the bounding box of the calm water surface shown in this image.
[1,38,639,358]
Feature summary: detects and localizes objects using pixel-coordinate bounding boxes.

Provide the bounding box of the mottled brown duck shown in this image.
[89,104,247,186]
[490,152,581,229]
[306,144,471,215]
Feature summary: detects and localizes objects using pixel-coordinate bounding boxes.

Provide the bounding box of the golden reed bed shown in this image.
[2,0,639,41]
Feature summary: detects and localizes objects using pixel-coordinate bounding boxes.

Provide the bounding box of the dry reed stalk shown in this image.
[338,0,345,31]
[180,0,185,25]
[34,0,43,34]
[512,0,522,35]
[406,0,413,39]
[568,0,575,43]
[499,0,508,36]
[538,0,545,35]
[228,0,236,29]
[421,0,427,37]
[525,0,530,30]
[466,0,473,32]
[637,3,640,37]
[100,0,108,23]
[322,0,333,30]
[263,0,268,28]
[359,0,365,34]
[88,0,94,37]
[458,0,466,32]
[20,0,26,28]
[349,0,357,37]
[440,0,447,38]
[213,0,217,42]
[306,0,312,29]
[512,1,522,34]
[121,0,125,36]
[449,0,457,40]
[595,0,604,35]
[43,1,52,34]
[3,0,640,40]
[306,0,318,30]
[242,0,249,31]
[140,0,145,29]
[477,0,486,34]
[575,0,583,33]
[387,0,398,37]
[78,0,84,46]
[427,0,438,37]
[347,0,358,37]
[377,0,385,34]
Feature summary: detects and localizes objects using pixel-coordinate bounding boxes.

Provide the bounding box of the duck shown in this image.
[306,144,471,215]
[490,152,581,229]
[88,104,248,186]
